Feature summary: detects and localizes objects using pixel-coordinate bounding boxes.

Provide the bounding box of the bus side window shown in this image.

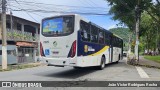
[119,39,122,47]
[91,25,98,43]
[113,37,116,47]
[118,39,120,47]
[98,31,104,44]
[80,20,90,42]
[105,33,110,45]
[112,37,115,46]
[115,38,118,47]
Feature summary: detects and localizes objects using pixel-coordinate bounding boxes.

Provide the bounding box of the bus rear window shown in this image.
[42,16,74,37]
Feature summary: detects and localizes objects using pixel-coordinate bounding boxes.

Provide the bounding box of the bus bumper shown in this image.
[40,57,77,67]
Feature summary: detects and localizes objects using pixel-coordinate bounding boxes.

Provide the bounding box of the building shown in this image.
[0,14,40,64]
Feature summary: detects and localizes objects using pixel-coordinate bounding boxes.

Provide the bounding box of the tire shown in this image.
[98,56,106,70]
[73,67,81,69]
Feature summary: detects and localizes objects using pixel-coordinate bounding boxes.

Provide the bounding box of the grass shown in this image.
[144,55,160,63]
[0,63,42,72]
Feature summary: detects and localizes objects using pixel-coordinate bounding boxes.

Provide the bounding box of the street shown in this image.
[0,58,160,90]
[0,58,160,81]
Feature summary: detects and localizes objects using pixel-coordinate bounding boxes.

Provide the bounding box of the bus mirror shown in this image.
[123,43,125,47]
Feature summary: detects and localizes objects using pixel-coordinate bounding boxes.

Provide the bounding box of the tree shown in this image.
[140,12,160,53]
[106,0,152,30]
[145,0,160,26]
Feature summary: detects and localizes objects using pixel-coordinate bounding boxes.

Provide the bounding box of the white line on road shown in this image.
[135,66,149,78]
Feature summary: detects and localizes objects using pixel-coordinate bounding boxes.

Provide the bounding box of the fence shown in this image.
[17,47,36,64]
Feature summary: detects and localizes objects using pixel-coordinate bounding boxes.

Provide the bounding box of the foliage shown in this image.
[140,12,159,51]
[106,0,152,30]
[7,31,35,41]
[109,27,131,43]
[146,1,160,26]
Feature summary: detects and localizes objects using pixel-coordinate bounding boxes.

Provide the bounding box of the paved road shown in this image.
[0,57,160,90]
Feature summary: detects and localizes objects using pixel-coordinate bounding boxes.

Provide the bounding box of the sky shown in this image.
[6,0,120,30]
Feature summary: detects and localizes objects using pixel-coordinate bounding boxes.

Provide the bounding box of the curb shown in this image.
[126,55,160,69]
[136,64,160,69]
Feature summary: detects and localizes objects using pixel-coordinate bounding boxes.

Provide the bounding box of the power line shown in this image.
[8,0,108,9]
[8,2,109,13]
[8,4,45,17]
[88,0,100,7]
[14,0,39,22]
[8,0,109,15]
[8,3,109,16]
[30,12,45,17]
[11,8,109,16]
[8,0,110,16]
[80,0,94,7]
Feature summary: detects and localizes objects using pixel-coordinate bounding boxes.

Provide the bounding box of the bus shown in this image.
[40,14,123,70]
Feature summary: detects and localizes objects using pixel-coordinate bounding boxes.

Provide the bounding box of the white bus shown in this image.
[40,14,123,69]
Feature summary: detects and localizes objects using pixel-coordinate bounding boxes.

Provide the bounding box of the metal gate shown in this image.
[17,47,35,63]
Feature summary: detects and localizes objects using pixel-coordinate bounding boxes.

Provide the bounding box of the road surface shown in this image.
[0,57,160,90]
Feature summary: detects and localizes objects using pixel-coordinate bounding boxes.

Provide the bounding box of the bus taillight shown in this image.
[40,42,45,56]
[71,40,76,58]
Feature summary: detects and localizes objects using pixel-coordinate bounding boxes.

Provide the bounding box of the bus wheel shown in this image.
[73,67,81,69]
[99,56,105,70]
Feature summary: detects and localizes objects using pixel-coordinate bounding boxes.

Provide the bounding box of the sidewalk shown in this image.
[0,62,46,72]
[138,56,160,68]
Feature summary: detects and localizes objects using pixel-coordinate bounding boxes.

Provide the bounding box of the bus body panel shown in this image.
[40,15,78,66]
[40,34,76,58]
[112,47,122,62]
[41,57,77,66]
[77,30,111,67]
[76,50,111,67]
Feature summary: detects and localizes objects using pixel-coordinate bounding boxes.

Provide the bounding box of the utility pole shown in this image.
[135,0,141,64]
[1,0,7,69]
[128,33,132,56]
[10,11,13,31]
[156,27,159,54]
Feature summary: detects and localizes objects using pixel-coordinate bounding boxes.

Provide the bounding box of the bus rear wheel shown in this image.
[73,67,81,69]
[98,56,105,70]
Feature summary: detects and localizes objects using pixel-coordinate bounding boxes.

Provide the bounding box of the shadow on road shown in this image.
[38,67,98,79]
[36,61,124,79]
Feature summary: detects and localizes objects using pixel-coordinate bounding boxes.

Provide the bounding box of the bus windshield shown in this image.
[42,16,74,37]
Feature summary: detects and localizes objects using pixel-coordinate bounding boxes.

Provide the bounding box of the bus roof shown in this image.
[89,22,112,34]
[42,14,77,21]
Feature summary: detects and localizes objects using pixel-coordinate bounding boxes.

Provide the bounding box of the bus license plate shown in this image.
[52,51,59,54]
